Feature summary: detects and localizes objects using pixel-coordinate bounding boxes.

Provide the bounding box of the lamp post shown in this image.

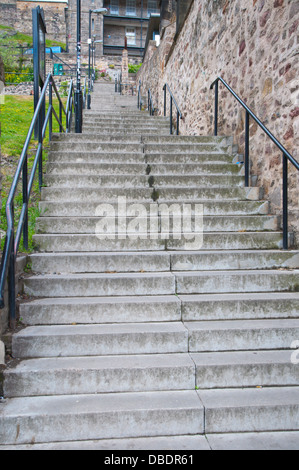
[88,8,107,109]
[75,0,82,133]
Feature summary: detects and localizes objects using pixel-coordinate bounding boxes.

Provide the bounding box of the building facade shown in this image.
[103,0,159,58]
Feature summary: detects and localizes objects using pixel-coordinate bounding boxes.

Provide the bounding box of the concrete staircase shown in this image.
[1,82,299,450]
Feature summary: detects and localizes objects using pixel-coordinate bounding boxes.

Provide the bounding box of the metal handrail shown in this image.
[0,73,75,327]
[210,76,299,250]
[137,80,142,110]
[163,83,182,135]
[148,89,155,116]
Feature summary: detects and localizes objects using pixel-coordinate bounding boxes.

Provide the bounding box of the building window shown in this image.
[110,0,119,15]
[92,18,95,32]
[147,0,158,16]
[126,27,136,45]
[126,0,136,16]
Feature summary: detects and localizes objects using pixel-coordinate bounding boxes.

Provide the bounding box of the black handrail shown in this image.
[163,83,182,135]
[0,73,75,327]
[137,80,142,110]
[148,89,155,116]
[210,76,299,250]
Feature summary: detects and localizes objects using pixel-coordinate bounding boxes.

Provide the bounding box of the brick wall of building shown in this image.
[138,0,299,244]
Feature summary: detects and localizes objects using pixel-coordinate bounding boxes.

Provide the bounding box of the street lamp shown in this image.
[75,0,82,133]
[88,8,107,109]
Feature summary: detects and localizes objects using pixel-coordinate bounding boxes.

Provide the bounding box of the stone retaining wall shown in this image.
[138,0,299,244]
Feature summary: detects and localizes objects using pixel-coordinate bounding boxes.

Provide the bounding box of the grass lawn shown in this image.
[0,94,67,253]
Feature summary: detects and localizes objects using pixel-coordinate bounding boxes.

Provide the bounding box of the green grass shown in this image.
[0,24,66,49]
[1,95,67,253]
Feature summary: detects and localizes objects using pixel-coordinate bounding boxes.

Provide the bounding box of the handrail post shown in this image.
[214,80,219,136]
[177,111,180,136]
[245,111,250,187]
[8,206,16,329]
[59,99,63,133]
[164,85,166,117]
[38,99,43,190]
[49,78,53,140]
[170,96,173,135]
[22,153,28,250]
[283,153,288,250]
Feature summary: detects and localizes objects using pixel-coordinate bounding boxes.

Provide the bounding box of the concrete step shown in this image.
[180,292,299,321]
[50,142,143,153]
[4,353,195,397]
[29,251,171,273]
[39,200,270,217]
[23,272,175,298]
[175,270,299,294]
[0,434,211,450]
[43,175,151,188]
[171,250,299,271]
[186,319,299,352]
[192,350,299,389]
[206,431,299,451]
[35,215,278,235]
[145,152,233,164]
[28,250,299,274]
[12,322,187,358]
[50,142,223,153]
[150,174,245,187]
[148,162,242,175]
[44,174,245,188]
[0,390,204,445]
[32,232,284,252]
[19,295,181,325]
[40,186,260,202]
[46,162,147,175]
[47,151,145,164]
[198,387,299,433]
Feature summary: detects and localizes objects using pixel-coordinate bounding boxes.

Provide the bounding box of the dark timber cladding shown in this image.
[103,0,159,57]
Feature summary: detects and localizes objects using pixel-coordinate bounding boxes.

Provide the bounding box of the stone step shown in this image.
[40,186,260,202]
[198,387,299,433]
[12,322,187,358]
[48,151,145,164]
[175,270,299,294]
[50,142,143,152]
[35,215,278,235]
[32,232,284,252]
[192,350,299,389]
[0,390,204,445]
[50,142,223,153]
[4,353,195,397]
[23,272,175,298]
[186,319,299,352]
[145,153,233,164]
[82,129,169,136]
[0,434,211,450]
[46,162,147,175]
[171,250,299,271]
[206,431,299,451]
[19,295,181,325]
[148,162,241,175]
[28,250,299,274]
[44,175,151,188]
[181,292,299,321]
[39,200,269,217]
[43,174,245,188]
[29,251,171,273]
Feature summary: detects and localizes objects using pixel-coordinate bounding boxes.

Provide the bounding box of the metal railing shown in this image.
[148,89,155,116]
[210,76,299,250]
[137,80,142,110]
[163,83,182,135]
[0,73,75,328]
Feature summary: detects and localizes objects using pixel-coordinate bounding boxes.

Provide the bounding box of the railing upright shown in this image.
[210,76,299,250]
[163,84,182,135]
[0,73,75,327]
